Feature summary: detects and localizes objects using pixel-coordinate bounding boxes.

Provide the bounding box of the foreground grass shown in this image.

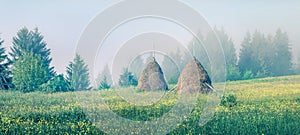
[0,75,300,134]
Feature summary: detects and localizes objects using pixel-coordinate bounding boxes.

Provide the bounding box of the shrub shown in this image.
[242,70,254,80]
[167,74,179,84]
[98,76,111,90]
[255,71,266,78]
[118,68,137,87]
[227,66,241,81]
[221,93,237,107]
[295,97,300,103]
[40,74,71,93]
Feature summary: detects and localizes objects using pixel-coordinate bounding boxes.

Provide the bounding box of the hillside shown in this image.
[1,75,300,134]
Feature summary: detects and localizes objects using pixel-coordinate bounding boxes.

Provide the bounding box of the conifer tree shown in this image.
[12,53,51,92]
[10,27,55,77]
[0,39,12,89]
[66,54,91,90]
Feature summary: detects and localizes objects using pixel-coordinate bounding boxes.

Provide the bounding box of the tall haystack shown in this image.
[177,57,213,94]
[137,58,168,91]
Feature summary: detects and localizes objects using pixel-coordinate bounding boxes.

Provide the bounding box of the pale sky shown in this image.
[0,0,299,74]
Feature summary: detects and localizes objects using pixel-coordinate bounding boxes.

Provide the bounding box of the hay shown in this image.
[137,58,168,91]
[177,57,213,94]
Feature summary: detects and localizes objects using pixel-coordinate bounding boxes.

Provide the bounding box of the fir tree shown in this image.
[10,27,55,77]
[66,54,91,90]
[118,68,137,87]
[98,76,111,90]
[0,39,12,89]
[12,53,51,92]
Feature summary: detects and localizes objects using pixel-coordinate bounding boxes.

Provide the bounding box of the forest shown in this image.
[0,27,299,92]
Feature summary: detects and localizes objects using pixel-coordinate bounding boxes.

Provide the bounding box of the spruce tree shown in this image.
[130,55,144,79]
[238,32,255,75]
[98,76,111,90]
[0,39,12,89]
[271,29,293,76]
[96,64,112,90]
[189,28,239,81]
[161,48,182,84]
[66,54,91,90]
[211,28,240,80]
[118,68,137,87]
[238,30,293,78]
[12,53,51,92]
[295,56,300,74]
[10,27,55,77]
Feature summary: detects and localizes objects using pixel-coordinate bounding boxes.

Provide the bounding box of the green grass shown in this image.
[1,75,300,134]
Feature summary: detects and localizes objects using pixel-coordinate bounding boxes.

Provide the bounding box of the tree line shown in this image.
[162,28,297,83]
[0,27,298,92]
[0,27,141,92]
[0,27,91,92]
[94,27,299,88]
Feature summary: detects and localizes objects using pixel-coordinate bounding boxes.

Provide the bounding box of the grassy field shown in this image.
[0,75,300,134]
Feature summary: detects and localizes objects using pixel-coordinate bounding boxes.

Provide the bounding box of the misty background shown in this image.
[0,0,299,74]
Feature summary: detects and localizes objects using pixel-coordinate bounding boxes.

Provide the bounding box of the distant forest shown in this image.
[130,28,300,84]
[1,27,300,92]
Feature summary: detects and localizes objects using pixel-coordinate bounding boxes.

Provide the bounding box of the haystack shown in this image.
[137,58,168,91]
[177,57,213,94]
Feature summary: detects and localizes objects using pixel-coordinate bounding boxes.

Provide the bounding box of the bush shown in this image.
[295,97,300,103]
[221,94,237,107]
[98,76,111,90]
[255,71,266,78]
[226,66,241,81]
[242,70,254,80]
[40,74,71,93]
[118,68,138,87]
[294,64,300,75]
[167,74,179,84]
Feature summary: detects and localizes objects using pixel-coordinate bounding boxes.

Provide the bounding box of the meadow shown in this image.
[0,75,300,134]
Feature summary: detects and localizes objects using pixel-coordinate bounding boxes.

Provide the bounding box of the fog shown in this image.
[0,0,299,74]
